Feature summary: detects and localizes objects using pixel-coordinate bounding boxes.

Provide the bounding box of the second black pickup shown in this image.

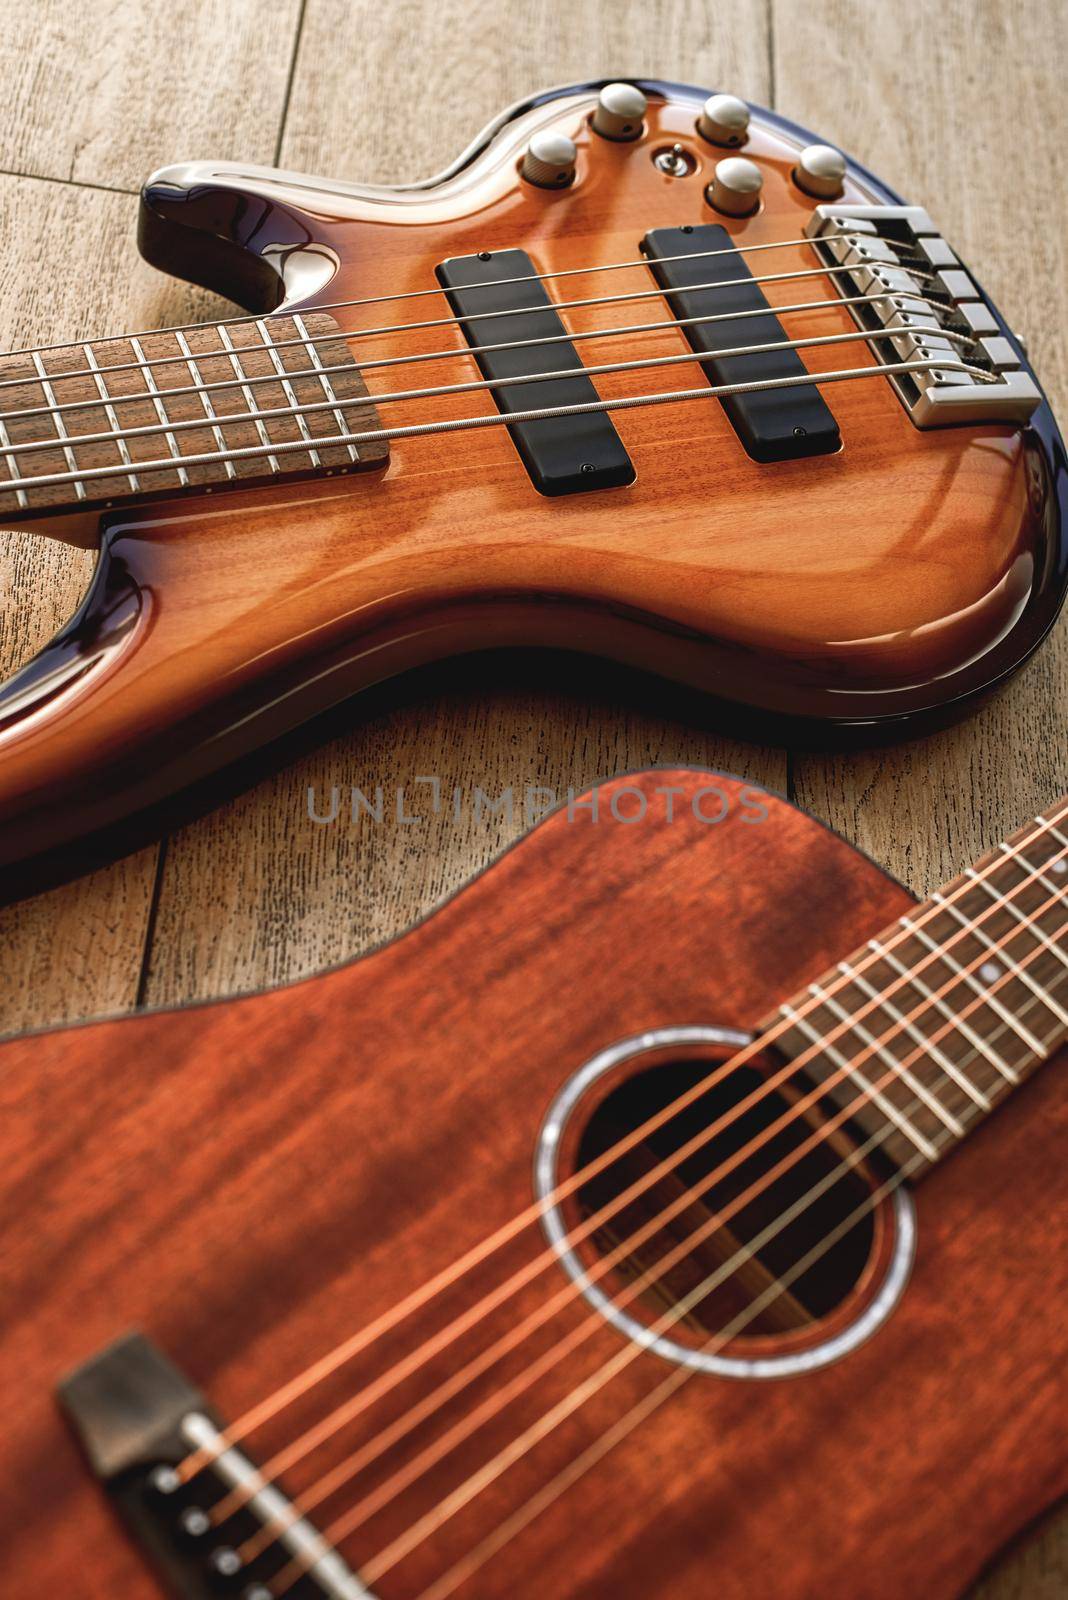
[436,249,635,496]
[642,224,841,463]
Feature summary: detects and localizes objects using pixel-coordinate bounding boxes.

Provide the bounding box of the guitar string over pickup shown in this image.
[803,204,1041,428]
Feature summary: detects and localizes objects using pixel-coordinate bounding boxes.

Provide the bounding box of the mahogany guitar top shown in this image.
[1,769,1065,1598]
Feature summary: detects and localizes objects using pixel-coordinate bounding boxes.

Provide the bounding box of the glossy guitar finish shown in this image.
[0,80,1065,899]
[0,769,1065,1598]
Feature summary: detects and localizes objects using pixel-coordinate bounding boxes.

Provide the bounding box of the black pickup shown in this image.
[436,249,635,496]
[643,225,840,462]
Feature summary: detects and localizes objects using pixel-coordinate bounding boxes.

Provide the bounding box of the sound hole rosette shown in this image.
[533,1024,916,1379]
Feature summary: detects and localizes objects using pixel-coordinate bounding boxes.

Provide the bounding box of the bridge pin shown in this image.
[210,1546,243,1577]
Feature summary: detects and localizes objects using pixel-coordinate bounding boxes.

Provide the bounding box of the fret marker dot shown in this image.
[979,960,1002,984]
[1053,859,1067,875]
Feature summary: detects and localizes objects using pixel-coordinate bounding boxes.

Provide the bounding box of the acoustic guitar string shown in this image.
[0,355,995,496]
[0,230,906,367]
[326,921,1067,1595]
[0,287,946,431]
[227,854,1068,1560]
[192,812,1067,1492]
[406,1116,960,1600]
[0,254,941,407]
[238,922,1054,1571]
[0,324,980,468]
[190,808,1067,1505]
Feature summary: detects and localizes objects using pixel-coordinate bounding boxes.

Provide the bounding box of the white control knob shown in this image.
[708,156,763,217]
[794,144,846,199]
[592,82,647,141]
[697,94,750,147]
[521,131,578,188]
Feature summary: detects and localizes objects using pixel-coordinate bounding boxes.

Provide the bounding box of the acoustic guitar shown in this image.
[0,78,1064,900]
[2,767,1065,1598]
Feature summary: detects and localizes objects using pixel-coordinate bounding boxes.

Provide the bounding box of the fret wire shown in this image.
[31,351,85,501]
[0,412,28,508]
[808,979,965,1135]
[1000,840,1068,901]
[979,859,1068,977]
[900,911,1046,1056]
[255,319,322,470]
[779,1001,940,1161]
[130,335,189,488]
[961,870,1068,996]
[867,936,1019,1084]
[174,330,236,482]
[84,344,140,495]
[933,885,1068,1030]
[216,325,279,474]
[1037,816,1068,851]
[293,312,359,463]
[836,958,992,1110]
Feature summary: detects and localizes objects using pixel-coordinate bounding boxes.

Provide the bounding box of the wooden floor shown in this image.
[0,2,1064,1593]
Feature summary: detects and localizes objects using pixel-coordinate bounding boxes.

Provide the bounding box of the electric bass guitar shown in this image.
[0,79,1065,900]
[1,767,1065,1597]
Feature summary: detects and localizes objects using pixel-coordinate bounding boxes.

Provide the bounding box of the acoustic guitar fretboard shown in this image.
[767,806,1068,1175]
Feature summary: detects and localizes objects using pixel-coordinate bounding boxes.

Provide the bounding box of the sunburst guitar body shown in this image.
[0,80,1063,897]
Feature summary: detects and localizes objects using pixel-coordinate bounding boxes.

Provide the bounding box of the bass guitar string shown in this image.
[239,939,1045,1570]
[190,810,1067,1506]
[0,324,980,467]
[0,254,942,402]
[0,288,947,431]
[339,923,1067,1596]
[0,355,994,496]
[185,810,1067,1487]
[0,230,906,367]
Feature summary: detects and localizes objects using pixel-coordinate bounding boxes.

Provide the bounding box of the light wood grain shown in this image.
[279,0,771,183]
[775,3,1068,1590]
[0,0,302,192]
[141,668,783,1003]
[779,0,1068,885]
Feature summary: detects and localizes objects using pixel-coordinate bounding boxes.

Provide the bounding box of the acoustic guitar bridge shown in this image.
[58,1331,376,1600]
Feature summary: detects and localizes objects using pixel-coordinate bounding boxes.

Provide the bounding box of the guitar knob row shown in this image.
[522,88,845,204]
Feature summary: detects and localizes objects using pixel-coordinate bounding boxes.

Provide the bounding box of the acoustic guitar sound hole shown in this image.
[571,1059,875,1344]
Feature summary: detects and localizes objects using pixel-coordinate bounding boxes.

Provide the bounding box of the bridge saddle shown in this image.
[57,1331,375,1600]
[804,203,1041,427]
